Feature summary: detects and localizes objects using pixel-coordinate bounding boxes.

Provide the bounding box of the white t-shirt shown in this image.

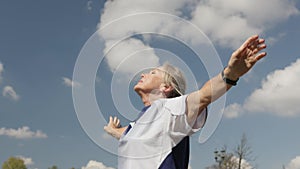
[118,95,207,169]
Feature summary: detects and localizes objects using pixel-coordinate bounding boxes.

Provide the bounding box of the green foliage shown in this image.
[2,157,27,169]
[48,166,58,169]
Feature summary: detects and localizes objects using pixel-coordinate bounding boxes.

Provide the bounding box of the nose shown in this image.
[141,73,145,78]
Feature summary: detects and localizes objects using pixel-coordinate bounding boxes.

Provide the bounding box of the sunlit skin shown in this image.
[133,68,173,106]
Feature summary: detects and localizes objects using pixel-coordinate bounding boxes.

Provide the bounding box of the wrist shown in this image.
[223,67,239,81]
[222,67,239,86]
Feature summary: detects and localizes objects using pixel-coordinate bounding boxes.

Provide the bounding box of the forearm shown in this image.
[187,68,234,120]
[199,69,233,107]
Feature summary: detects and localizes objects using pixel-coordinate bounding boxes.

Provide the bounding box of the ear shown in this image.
[160,83,173,94]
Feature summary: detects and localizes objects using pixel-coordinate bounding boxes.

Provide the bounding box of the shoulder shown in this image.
[163,95,188,115]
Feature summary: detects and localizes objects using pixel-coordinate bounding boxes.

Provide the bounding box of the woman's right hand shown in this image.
[104,116,123,139]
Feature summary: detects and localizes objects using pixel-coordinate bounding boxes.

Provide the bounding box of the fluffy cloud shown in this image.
[104,38,160,75]
[205,155,252,169]
[224,58,300,118]
[223,103,243,119]
[230,156,253,169]
[286,156,300,169]
[0,126,48,139]
[98,0,204,76]
[98,0,298,75]
[2,85,20,101]
[87,0,93,11]
[62,77,81,88]
[0,62,3,82]
[82,160,115,169]
[17,156,34,166]
[191,0,298,48]
[244,58,300,116]
[99,0,188,28]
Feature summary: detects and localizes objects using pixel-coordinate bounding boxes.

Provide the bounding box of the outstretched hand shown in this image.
[104,116,122,139]
[225,35,267,80]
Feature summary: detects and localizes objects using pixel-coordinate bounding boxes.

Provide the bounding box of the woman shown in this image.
[104,35,267,169]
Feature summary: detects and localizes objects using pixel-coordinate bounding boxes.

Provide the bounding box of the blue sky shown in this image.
[1,1,300,169]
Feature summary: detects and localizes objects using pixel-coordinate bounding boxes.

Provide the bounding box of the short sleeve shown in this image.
[164,95,207,138]
[190,108,207,133]
[164,95,188,116]
[162,96,203,146]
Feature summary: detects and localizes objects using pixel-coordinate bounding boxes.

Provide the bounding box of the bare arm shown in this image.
[104,116,127,140]
[186,35,267,123]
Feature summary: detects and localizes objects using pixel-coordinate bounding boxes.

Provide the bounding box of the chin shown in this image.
[133,85,140,92]
[134,84,145,95]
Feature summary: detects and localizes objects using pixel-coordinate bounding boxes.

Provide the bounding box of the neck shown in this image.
[137,91,166,106]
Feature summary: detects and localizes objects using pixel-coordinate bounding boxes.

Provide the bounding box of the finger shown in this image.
[255,39,266,49]
[113,116,118,124]
[252,37,264,45]
[235,35,259,58]
[258,38,265,44]
[248,37,263,50]
[253,44,267,55]
[249,39,259,47]
[109,116,113,123]
[255,52,267,61]
[117,119,120,126]
[244,35,259,48]
[258,44,267,51]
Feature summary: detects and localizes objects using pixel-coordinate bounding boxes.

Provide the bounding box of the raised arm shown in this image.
[186,35,267,123]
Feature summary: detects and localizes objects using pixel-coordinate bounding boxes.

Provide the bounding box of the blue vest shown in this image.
[159,136,189,169]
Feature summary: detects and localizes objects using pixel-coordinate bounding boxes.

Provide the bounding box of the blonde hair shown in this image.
[160,63,186,98]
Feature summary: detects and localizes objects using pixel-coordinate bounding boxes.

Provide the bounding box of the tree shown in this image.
[206,134,256,169]
[2,157,27,169]
[206,146,237,169]
[234,133,255,169]
[48,165,58,169]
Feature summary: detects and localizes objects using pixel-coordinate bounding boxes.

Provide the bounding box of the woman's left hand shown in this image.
[225,35,267,80]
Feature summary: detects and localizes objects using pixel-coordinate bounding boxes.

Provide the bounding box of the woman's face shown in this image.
[134,67,165,94]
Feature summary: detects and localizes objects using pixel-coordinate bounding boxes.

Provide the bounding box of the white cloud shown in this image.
[244,58,300,117]
[0,62,3,82]
[230,156,253,169]
[224,58,300,118]
[205,155,253,169]
[98,0,299,75]
[223,103,244,119]
[82,160,115,169]
[98,0,197,76]
[17,156,34,166]
[286,156,300,169]
[104,38,160,75]
[87,0,93,11]
[191,0,298,48]
[99,0,188,29]
[62,77,81,88]
[0,126,48,139]
[3,85,20,101]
